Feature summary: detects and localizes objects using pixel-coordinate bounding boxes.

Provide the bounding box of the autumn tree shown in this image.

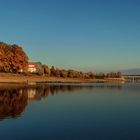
[10,44,28,73]
[50,66,56,77]
[85,72,95,79]
[117,72,122,78]
[60,69,68,78]
[106,72,122,78]
[41,64,51,76]
[0,42,28,73]
[55,68,61,77]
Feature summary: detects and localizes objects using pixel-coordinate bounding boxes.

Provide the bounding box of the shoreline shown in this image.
[0,73,125,85]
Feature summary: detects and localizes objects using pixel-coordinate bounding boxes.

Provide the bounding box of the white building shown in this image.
[28,62,42,73]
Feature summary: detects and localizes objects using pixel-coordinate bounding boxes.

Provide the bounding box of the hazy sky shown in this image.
[0,0,140,72]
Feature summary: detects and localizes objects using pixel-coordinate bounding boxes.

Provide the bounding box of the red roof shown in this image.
[28,62,38,65]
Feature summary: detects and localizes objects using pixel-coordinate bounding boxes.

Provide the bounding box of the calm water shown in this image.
[0,83,140,140]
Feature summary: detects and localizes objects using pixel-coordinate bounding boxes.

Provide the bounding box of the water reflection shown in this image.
[0,83,131,121]
[0,89,28,120]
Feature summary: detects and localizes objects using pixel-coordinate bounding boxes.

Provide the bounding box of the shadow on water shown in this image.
[0,83,138,121]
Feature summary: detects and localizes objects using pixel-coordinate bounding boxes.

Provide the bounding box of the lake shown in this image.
[0,83,140,140]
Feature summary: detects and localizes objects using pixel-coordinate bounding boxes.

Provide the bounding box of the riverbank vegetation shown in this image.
[0,41,123,80]
[38,65,122,79]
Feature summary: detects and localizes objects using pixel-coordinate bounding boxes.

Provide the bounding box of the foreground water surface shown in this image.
[0,83,140,140]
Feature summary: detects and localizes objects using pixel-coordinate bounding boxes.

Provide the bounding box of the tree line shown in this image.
[38,65,122,79]
[0,41,122,79]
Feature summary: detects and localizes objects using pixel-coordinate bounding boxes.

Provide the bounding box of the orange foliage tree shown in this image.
[0,42,28,73]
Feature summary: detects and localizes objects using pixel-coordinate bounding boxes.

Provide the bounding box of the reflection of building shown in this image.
[27,89,36,100]
[28,62,42,73]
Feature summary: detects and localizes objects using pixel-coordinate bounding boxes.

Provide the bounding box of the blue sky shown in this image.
[0,0,140,72]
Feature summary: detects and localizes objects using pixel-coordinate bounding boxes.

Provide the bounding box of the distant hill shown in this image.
[121,68,140,75]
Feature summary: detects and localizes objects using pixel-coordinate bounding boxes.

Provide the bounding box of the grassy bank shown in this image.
[0,73,125,84]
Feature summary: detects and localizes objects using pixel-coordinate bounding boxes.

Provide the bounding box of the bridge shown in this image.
[123,75,140,82]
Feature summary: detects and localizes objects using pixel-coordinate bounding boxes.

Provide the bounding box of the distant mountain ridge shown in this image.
[121,68,140,75]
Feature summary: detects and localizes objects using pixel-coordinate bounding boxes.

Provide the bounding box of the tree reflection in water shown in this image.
[0,84,122,120]
[0,89,28,120]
